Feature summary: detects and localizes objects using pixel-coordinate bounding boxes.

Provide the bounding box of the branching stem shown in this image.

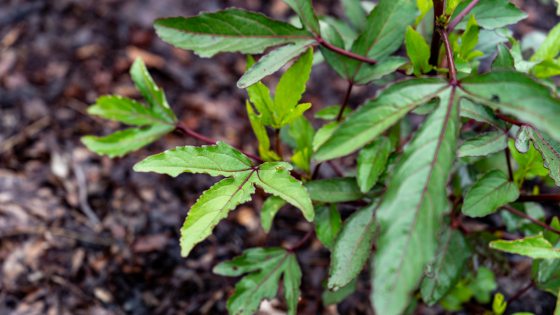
[502,205,560,235]
[447,0,481,32]
[175,121,263,163]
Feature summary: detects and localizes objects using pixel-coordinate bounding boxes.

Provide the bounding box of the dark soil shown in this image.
[0,0,558,314]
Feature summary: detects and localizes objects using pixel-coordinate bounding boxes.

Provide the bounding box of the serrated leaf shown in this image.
[458,131,508,158]
[373,87,460,315]
[87,96,170,126]
[237,41,314,88]
[349,0,416,81]
[314,205,342,249]
[260,196,287,233]
[528,127,560,186]
[461,71,560,142]
[450,0,527,30]
[246,102,281,162]
[405,26,431,76]
[490,234,560,259]
[180,171,256,257]
[305,178,364,203]
[509,140,550,185]
[130,58,176,123]
[283,116,315,172]
[421,229,471,305]
[283,0,320,34]
[154,9,313,58]
[462,170,519,218]
[214,247,301,315]
[81,124,174,158]
[342,0,368,31]
[315,78,448,161]
[133,142,253,177]
[255,162,314,221]
[275,49,313,122]
[356,137,392,193]
[328,204,376,290]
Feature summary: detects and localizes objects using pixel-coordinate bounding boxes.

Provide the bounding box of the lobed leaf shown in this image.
[450,0,526,30]
[180,172,256,257]
[87,96,170,126]
[81,124,174,158]
[154,9,313,58]
[373,87,460,315]
[315,78,448,161]
[255,162,314,221]
[133,142,253,177]
[461,71,560,143]
[260,196,287,233]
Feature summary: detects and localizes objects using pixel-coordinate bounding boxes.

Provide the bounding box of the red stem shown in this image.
[495,113,524,126]
[336,81,354,122]
[502,205,560,235]
[316,36,377,65]
[286,229,314,252]
[447,0,481,32]
[440,30,458,85]
[175,122,263,163]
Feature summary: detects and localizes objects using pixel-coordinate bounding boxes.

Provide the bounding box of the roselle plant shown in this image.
[82,0,560,314]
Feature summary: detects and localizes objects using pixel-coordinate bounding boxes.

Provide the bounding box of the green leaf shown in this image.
[284,116,315,172]
[458,131,508,158]
[510,140,550,186]
[315,78,448,161]
[246,102,281,162]
[81,124,174,158]
[275,49,313,124]
[254,162,314,221]
[318,22,355,79]
[490,234,560,259]
[322,279,357,305]
[213,247,302,315]
[527,127,560,186]
[312,121,339,152]
[180,172,256,257]
[372,87,460,315]
[314,105,351,121]
[492,43,515,71]
[260,196,287,233]
[314,204,342,249]
[349,0,416,82]
[462,170,519,218]
[421,229,471,305]
[492,293,507,315]
[283,254,302,315]
[305,178,364,203]
[237,41,314,88]
[356,136,392,193]
[87,96,170,126]
[342,0,368,31]
[450,0,527,30]
[461,71,560,142]
[405,26,431,76]
[133,142,252,177]
[459,15,483,61]
[130,58,176,123]
[469,267,497,304]
[328,204,376,290]
[460,99,506,129]
[154,9,313,58]
[531,23,560,62]
[283,0,320,34]
[353,56,408,85]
